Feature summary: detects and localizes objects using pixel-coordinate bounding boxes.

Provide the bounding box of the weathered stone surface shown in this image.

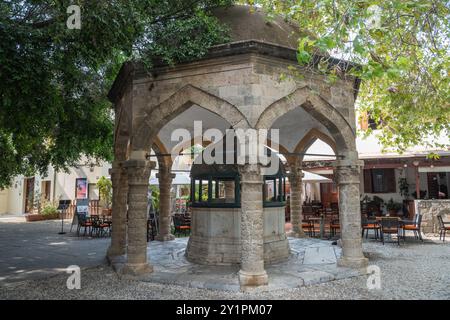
[415,200,450,233]
[335,163,368,269]
[155,165,175,242]
[107,161,128,259]
[122,159,154,275]
[287,167,305,237]
[303,247,336,265]
[110,17,363,287]
[238,164,268,287]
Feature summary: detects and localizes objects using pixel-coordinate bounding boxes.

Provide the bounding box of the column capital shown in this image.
[238,163,263,184]
[124,160,155,185]
[109,160,126,177]
[334,160,363,185]
[287,167,304,180]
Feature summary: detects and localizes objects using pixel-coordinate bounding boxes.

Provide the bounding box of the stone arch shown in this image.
[132,85,250,151]
[255,86,355,157]
[152,136,171,169]
[288,128,337,168]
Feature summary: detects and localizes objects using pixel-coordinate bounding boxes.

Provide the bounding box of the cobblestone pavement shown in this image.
[1,216,449,299]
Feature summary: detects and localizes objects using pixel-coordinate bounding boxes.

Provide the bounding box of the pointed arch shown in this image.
[288,128,337,168]
[255,86,355,156]
[151,136,171,169]
[132,85,250,151]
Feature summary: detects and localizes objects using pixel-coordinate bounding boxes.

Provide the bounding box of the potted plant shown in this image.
[149,185,160,214]
[25,199,59,221]
[97,176,112,215]
[41,201,59,219]
[385,198,402,216]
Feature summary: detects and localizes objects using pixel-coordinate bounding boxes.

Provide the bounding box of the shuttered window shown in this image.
[363,169,396,193]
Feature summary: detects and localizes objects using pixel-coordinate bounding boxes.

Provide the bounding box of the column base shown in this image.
[239,270,268,288]
[106,246,126,262]
[155,234,175,242]
[121,263,154,276]
[337,256,368,270]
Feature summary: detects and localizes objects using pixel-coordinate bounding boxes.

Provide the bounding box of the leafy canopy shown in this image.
[243,0,449,153]
[0,0,231,188]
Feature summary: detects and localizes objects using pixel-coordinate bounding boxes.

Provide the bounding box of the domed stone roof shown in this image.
[212,5,310,50]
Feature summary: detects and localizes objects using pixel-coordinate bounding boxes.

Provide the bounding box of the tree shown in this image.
[243,0,449,153]
[0,0,232,188]
[96,176,112,209]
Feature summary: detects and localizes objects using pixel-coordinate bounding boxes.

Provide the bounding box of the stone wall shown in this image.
[186,206,290,265]
[415,200,450,233]
[128,50,357,153]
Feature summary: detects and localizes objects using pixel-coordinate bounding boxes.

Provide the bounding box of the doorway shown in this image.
[24,178,35,213]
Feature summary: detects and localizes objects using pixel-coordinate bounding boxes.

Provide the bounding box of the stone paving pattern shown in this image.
[1,217,449,300]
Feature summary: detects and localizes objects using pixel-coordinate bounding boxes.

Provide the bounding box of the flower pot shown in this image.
[25,213,59,222]
[25,214,45,222]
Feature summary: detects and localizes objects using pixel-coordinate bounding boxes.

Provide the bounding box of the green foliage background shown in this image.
[1,0,449,189]
[0,0,231,188]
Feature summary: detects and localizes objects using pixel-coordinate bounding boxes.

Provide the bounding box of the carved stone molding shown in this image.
[124,160,154,185]
[334,161,363,185]
[238,163,263,184]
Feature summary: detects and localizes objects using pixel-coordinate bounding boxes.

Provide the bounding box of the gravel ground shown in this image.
[1,237,449,300]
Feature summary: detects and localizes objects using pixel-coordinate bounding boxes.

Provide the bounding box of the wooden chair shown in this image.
[437,214,450,242]
[380,217,401,245]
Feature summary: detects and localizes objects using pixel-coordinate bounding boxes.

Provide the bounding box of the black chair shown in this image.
[173,214,190,236]
[330,219,340,237]
[91,216,111,237]
[402,214,423,241]
[437,214,450,242]
[380,217,401,245]
[76,213,92,236]
[361,217,380,240]
[302,219,314,237]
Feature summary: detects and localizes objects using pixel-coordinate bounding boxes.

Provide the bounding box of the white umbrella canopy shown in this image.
[302,171,331,182]
[149,172,191,185]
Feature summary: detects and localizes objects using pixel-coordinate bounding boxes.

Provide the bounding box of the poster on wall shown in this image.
[75,178,88,199]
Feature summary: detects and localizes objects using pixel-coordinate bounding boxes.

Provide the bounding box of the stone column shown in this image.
[238,163,268,287]
[155,165,175,241]
[107,161,128,260]
[335,161,368,269]
[288,167,306,237]
[122,159,154,275]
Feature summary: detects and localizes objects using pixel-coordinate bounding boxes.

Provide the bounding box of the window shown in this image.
[191,176,239,207]
[263,177,286,207]
[364,169,396,193]
[88,183,99,200]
